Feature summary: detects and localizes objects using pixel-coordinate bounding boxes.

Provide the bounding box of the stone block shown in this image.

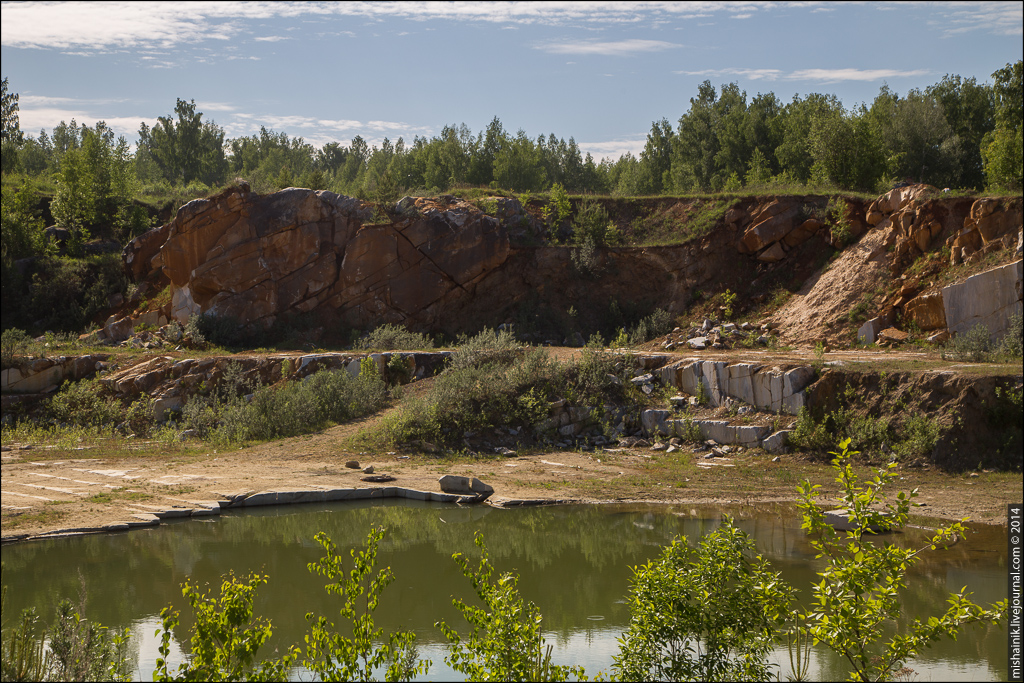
[761,430,791,453]
[726,363,759,406]
[641,409,672,436]
[678,361,703,395]
[942,259,1022,339]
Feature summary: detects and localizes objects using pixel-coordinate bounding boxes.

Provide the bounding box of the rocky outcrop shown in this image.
[1,355,111,394]
[126,185,514,330]
[122,186,765,337]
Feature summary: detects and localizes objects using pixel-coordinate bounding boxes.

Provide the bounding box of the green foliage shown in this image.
[548,182,572,224]
[613,518,793,682]
[304,529,430,682]
[213,367,388,444]
[1,327,31,369]
[355,323,434,351]
[1,182,52,264]
[940,317,1022,363]
[154,572,297,682]
[721,289,736,319]
[143,99,228,187]
[48,379,124,431]
[983,60,1023,191]
[571,196,611,247]
[48,595,133,682]
[695,379,710,407]
[796,440,1007,682]
[437,532,585,682]
[2,566,50,682]
[21,253,128,333]
[891,413,941,460]
[627,308,673,345]
[2,564,133,683]
[51,122,147,241]
[450,327,520,370]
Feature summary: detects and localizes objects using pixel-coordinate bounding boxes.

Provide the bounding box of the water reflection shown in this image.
[0,500,1008,680]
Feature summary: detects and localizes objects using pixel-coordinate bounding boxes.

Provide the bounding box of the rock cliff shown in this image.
[119,182,1021,346]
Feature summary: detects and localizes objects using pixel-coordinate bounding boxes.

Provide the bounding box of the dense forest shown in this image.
[0,62,1021,334]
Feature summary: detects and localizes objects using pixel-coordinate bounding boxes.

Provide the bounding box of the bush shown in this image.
[355,324,434,351]
[614,519,793,682]
[215,368,388,444]
[437,532,585,681]
[892,413,941,460]
[995,311,1022,359]
[1,328,31,369]
[797,440,1006,681]
[571,197,611,247]
[48,380,123,430]
[627,308,673,345]
[943,322,992,362]
[450,328,521,370]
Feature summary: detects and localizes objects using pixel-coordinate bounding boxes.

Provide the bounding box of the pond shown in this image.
[0,500,1009,681]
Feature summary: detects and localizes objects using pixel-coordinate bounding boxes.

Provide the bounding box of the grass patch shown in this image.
[85,490,154,504]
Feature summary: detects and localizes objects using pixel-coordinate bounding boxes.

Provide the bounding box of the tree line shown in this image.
[1,61,1021,237]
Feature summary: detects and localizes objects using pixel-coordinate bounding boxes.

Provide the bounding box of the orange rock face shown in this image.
[124,184,515,330]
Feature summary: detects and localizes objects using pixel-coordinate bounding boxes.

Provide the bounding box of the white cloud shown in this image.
[674,67,931,82]
[675,68,783,80]
[196,101,238,113]
[8,1,943,52]
[577,138,647,161]
[18,105,157,140]
[253,35,289,42]
[789,68,931,82]
[731,13,753,19]
[538,39,681,56]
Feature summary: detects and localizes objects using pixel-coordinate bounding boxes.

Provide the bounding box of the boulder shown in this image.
[877,327,910,344]
[438,475,493,497]
[757,242,786,263]
[903,292,947,331]
[742,204,801,252]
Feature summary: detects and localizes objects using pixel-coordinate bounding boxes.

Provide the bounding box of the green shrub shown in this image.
[571,197,611,247]
[1,328,31,369]
[182,314,207,346]
[614,518,793,682]
[355,324,434,351]
[892,413,941,460]
[627,308,673,345]
[450,328,520,370]
[943,322,992,362]
[437,532,585,682]
[548,183,572,225]
[214,368,388,444]
[995,311,1022,359]
[797,440,1006,682]
[48,380,123,430]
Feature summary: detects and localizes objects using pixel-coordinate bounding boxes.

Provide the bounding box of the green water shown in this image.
[0,500,1009,681]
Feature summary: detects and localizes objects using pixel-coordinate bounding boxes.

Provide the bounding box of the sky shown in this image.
[2,1,1022,161]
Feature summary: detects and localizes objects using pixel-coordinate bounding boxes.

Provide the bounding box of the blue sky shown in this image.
[2,1,1022,161]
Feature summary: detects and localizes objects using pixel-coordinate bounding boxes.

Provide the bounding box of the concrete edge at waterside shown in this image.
[0,486,587,545]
